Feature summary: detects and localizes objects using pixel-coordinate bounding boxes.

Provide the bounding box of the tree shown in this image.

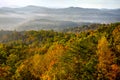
[97,36,119,80]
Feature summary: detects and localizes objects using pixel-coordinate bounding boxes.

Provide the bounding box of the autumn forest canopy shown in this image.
[0,22,120,80]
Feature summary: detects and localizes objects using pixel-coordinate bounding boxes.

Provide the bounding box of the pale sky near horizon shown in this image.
[0,0,120,9]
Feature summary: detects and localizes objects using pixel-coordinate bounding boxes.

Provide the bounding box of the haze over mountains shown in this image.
[0,5,120,31]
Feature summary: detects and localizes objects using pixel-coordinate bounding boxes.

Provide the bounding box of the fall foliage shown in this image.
[0,23,120,80]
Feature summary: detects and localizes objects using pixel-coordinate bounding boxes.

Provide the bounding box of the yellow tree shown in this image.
[97,36,119,80]
[112,25,120,52]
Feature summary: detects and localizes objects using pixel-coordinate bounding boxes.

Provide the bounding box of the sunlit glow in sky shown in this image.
[0,0,120,9]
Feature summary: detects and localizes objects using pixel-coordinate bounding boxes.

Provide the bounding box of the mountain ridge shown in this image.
[0,5,120,31]
[1,5,120,10]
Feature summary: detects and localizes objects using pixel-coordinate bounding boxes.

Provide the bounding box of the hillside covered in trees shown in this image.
[0,22,120,80]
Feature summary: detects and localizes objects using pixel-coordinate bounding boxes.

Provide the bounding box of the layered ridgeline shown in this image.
[0,5,120,31]
[0,22,120,80]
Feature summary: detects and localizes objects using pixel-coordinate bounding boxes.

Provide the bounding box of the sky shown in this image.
[0,0,120,9]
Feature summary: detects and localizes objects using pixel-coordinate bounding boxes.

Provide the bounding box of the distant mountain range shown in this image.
[0,5,120,31]
[1,5,120,14]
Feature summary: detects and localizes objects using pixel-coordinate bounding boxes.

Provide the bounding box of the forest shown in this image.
[0,22,120,80]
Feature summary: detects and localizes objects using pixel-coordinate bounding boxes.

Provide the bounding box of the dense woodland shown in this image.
[0,22,120,80]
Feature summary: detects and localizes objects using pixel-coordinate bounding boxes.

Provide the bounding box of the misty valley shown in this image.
[0,6,120,31]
